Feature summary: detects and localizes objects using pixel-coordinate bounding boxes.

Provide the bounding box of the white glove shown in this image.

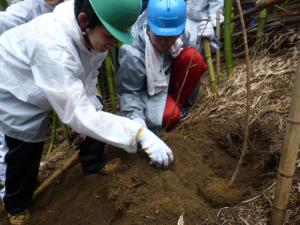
[132,117,147,127]
[197,21,215,41]
[136,128,174,168]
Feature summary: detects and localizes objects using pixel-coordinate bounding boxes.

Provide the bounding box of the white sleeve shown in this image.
[187,0,224,26]
[31,38,142,153]
[208,0,224,26]
[0,0,36,35]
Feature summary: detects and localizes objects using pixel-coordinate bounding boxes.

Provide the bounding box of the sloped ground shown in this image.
[0,47,299,225]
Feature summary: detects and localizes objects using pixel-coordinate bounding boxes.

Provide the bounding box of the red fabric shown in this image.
[162,96,181,131]
[162,48,207,131]
[169,47,207,107]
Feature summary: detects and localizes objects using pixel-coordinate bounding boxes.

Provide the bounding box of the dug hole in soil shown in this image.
[1,48,299,225]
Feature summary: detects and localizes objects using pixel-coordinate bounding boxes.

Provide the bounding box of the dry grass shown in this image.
[181,46,299,153]
[212,168,300,225]
[179,46,300,224]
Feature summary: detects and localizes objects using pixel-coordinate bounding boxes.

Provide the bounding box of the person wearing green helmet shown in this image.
[0,0,174,224]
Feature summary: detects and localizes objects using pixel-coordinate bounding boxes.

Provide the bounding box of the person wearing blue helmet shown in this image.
[137,0,224,49]
[116,0,207,132]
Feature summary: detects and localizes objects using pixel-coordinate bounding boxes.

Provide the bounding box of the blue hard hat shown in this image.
[147,0,187,36]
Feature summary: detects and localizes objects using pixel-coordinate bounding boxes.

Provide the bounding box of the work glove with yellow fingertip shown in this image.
[135,127,174,168]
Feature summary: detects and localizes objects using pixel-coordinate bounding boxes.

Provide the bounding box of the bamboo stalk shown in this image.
[281,0,289,8]
[104,52,117,114]
[224,0,234,78]
[203,38,218,93]
[33,152,79,200]
[61,122,72,146]
[108,51,118,102]
[232,0,284,21]
[233,14,300,37]
[47,112,58,155]
[98,68,109,112]
[255,9,268,50]
[216,11,222,84]
[0,0,7,10]
[229,0,252,186]
[271,62,300,225]
[109,47,119,74]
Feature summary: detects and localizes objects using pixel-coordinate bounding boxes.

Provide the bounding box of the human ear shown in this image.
[77,12,89,30]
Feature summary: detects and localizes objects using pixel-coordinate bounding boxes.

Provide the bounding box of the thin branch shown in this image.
[229,0,252,186]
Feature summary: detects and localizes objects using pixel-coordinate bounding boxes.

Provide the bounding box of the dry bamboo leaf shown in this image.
[177,213,184,225]
[296,182,300,193]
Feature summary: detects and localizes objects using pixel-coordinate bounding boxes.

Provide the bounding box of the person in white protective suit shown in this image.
[116,0,208,133]
[0,0,64,35]
[0,0,174,224]
[185,0,224,49]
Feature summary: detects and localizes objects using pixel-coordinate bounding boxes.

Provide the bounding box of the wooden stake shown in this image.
[271,62,300,225]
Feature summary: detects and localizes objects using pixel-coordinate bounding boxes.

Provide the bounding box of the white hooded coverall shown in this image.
[0,0,144,214]
[0,0,57,35]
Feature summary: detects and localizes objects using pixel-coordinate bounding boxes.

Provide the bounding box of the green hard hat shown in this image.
[89,0,142,44]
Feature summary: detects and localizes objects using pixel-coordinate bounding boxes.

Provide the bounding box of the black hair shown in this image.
[74,0,102,30]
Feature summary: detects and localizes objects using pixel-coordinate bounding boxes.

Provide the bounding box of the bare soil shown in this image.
[0,117,278,225]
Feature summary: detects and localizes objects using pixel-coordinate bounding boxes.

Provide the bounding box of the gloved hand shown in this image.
[197,21,215,41]
[132,117,147,127]
[136,127,174,168]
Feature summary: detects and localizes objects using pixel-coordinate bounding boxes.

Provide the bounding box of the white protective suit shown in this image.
[0,0,57,35]
[186,0,224,47]
[0,0,142,152]
[116,13,194,131]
